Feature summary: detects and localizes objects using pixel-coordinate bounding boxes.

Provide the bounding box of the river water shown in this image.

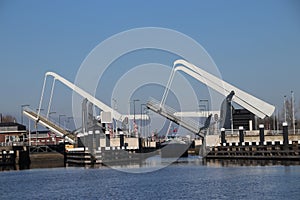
[1,156,300,200]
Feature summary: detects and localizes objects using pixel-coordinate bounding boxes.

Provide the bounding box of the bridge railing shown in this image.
[23,107,75,143]
[24,107,71,132]
[147,97,202,134]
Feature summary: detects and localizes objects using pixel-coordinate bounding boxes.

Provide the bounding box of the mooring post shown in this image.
[239,126,244,145]
[282,122,288,146]
[105,130,110,147]
[221,128,226,145]
[119,131,124,149]
[259,124,265,145]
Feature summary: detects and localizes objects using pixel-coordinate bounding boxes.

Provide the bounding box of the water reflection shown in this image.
[204,158,300,167]
[2,155,300,172]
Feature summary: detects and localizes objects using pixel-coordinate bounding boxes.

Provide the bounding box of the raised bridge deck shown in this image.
[23,109,76,144]
[146,98,204,138]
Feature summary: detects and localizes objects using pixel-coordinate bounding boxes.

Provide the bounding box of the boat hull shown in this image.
[160,142,190,158]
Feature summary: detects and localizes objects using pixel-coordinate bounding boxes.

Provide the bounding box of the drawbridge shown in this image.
[23,108,76,144]
[25,72,149,144]
[147,59,275,138]
[146,98,204,138]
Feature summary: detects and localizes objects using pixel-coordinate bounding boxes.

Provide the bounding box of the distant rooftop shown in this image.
[0,122,26,131]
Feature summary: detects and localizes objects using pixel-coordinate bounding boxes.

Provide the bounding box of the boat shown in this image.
[160,135,190,158]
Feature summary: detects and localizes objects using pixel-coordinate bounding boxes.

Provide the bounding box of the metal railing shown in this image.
[23,108,75,143]
[0,142,29,147]
[147,97,202,135]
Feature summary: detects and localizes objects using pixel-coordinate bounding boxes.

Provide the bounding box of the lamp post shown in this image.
[112,98,117,136]
[133,99,140,137]
[284,95,287,123]
[59,114,66,127]
[35,108,43,146]
[36,108,44,113]
[291,91,295,135]
[21,104,30,124]
[140,104,146,138]
[144,108,150,140]
[67,117,73,131]
[49,111,56,120]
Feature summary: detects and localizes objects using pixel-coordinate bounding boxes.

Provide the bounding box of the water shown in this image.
[1,157,300,200]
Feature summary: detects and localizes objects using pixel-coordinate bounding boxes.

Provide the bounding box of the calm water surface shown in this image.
[0,157,300,200]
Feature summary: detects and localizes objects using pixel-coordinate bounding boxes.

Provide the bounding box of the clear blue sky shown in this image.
[0,0,299,122]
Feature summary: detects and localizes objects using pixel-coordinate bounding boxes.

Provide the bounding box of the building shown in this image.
[29,130,64,146]
[0,122,27,146]
[232,109,256,130]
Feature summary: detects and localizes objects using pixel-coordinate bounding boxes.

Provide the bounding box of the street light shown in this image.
[59,114,66,127]
[291,91,295,135]
[21,104,30,124]
[133,99,140,137]
[143,107,150,139]
[140,103,146,138]
[36,108,44,112]
[112,98,117,135]
[284,95,287,123]
[49,111,56,119]
[67,117,73,130]
[35,108,43,146]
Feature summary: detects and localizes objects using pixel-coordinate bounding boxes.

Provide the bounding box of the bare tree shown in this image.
[0,114,17,123]
[282,97,298,128]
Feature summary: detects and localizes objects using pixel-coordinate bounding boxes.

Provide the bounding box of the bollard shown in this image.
[259,124,265,145]
[119,131,124,148]
[283,122,288,146]
[221,128,226,144]
[105,131,110,147]
[239,126,244,145]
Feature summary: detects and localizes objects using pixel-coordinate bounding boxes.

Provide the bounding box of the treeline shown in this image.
[0,114,17,123]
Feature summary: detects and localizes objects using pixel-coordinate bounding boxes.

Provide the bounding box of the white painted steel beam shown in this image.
[174,111,220,118]
[46,72,125,122]
[172,60,275,119]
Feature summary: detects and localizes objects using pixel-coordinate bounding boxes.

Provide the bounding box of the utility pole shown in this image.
[133,99,140,137]
[21,104,30,124]
[291,91,295,135]
[59,114,66,127]
[284,95,287,123]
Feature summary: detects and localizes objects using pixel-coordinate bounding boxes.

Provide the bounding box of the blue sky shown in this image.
[0,0,299,123]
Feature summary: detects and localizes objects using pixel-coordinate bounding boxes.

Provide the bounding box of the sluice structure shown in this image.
[206,124,300,160]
